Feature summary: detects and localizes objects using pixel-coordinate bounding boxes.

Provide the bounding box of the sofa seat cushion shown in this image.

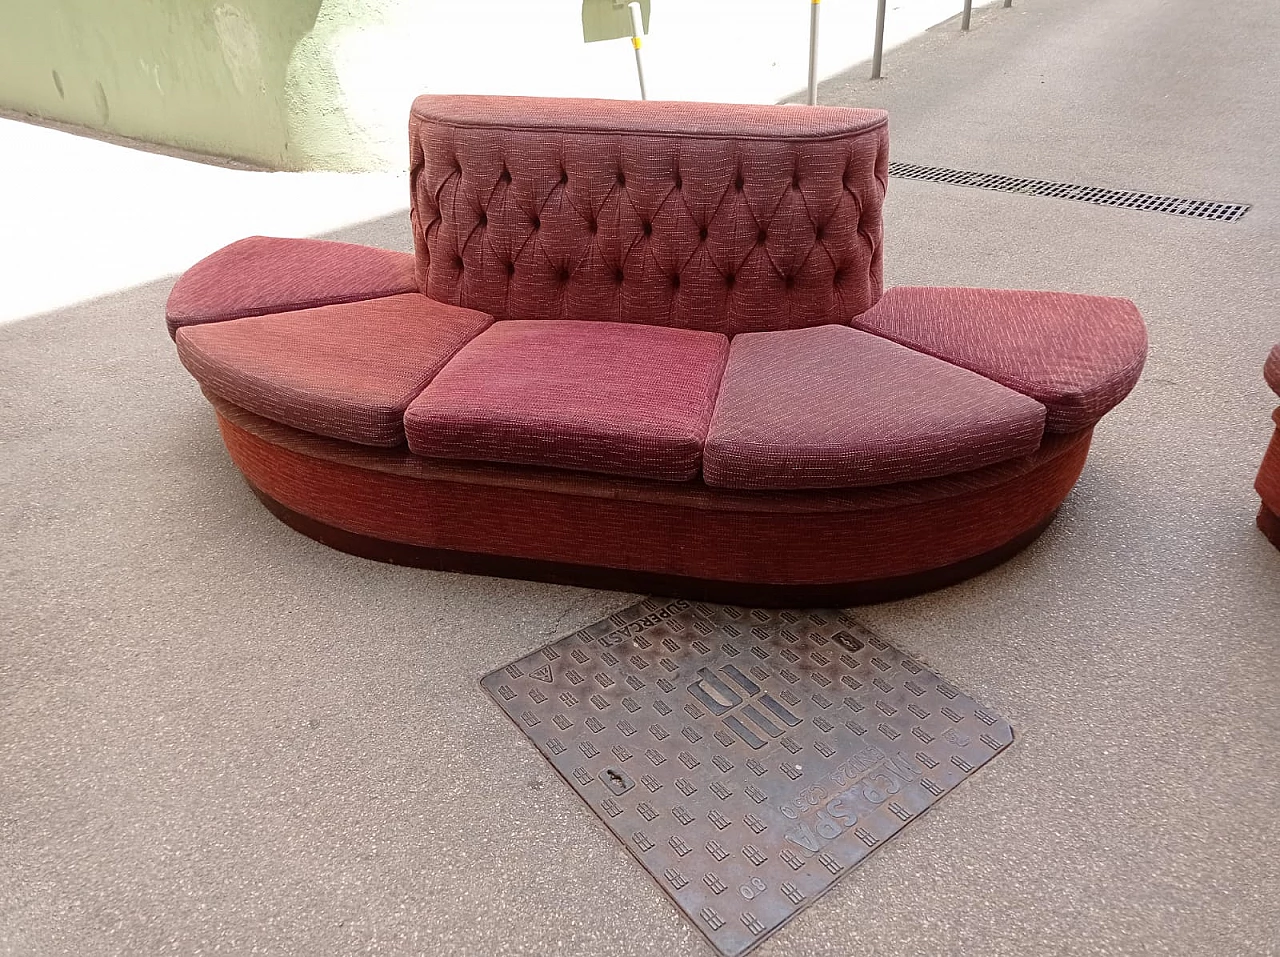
[175,294,492,446]
[854,286,1147,433]
[405,320,729,481]
[165,236,419,337]
[703,325,1046,490]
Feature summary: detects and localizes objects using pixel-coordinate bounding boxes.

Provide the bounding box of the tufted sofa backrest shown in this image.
[410,95,888,336]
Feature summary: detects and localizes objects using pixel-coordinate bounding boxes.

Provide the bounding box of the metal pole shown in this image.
[628,2,647,100]
[871,0,887,79]
[962,0,973,31]
[808,0,820,105]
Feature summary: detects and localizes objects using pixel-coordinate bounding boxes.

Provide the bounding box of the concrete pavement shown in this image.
[2,0,1278,954]
[0,115,405,324]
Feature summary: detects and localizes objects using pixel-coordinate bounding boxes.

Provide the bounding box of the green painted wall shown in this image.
[0,0,329,169]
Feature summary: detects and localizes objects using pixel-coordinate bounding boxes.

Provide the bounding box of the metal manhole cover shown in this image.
[482,598,1014,957]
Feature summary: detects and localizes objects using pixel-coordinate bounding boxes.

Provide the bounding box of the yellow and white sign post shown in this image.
[581,0,652,100]
[628,2,647,100]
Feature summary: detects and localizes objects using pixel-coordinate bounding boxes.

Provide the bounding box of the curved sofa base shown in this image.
[1256,416,1280,550]
[212,402,1093,606]
[1258,505,1280,550]
[249,480,1060,606]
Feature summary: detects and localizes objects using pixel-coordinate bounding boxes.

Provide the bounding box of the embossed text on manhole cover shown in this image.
[481,598,1014,957]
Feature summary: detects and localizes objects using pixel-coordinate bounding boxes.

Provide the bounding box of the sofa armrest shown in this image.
[165,235,418,338]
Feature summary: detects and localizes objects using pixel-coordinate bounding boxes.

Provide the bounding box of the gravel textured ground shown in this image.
[3,0,1278,954]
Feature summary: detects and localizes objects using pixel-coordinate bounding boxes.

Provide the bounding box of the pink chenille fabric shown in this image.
[404,319,729,481]
[165,236,419,337]
[176,294,491,446]
[855,286,1148,433]
[409,95,889,335]
[704,325,1047,490]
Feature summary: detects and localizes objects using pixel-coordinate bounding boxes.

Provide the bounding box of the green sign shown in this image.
[582,0,651,43]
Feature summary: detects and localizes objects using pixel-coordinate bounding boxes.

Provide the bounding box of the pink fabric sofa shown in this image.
[1257,343,1280,547]
[165,96,1148,604]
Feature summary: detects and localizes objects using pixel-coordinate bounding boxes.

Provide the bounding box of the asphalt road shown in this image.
[3,0,1278,954]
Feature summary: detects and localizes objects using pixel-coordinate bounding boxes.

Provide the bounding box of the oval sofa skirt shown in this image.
[1256,416,1280,548]
[210,397,1093,606]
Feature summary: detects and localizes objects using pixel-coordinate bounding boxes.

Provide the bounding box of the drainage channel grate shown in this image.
[889,162,1251,222]
[483,598,1014,957]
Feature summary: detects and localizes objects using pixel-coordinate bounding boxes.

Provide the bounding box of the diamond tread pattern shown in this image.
[482,599,1014,957]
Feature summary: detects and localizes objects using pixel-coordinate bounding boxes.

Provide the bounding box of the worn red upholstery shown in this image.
[855,286,1147,432]
[404,320,728,481]
[1256,344,1280,548]
[704,325,1046,490]
[409,96,888,335]
[176,294,491,446]
[165,236,418,338]
[164,95,1150,602]
[216,400,1092,597]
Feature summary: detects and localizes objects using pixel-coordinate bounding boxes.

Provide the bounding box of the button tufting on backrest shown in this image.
[411,95,888,334]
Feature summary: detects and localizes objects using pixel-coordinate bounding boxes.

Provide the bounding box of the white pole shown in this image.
[872,0,887,78]
[808,0,821,104]
[628,2,647,100]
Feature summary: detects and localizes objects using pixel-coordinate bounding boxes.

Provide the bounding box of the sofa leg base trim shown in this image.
[247,481,1060,606]
[1258,503,1280,549]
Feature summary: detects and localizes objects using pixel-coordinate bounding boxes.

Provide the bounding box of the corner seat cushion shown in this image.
[404,320,729,481]
[165,236,418,337]
[1265,343,1280,397]
[175,294,492,446]
[855,286,1147,433]
[703,325,1046,490]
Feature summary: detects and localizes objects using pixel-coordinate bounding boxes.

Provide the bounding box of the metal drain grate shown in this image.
[483,598,1014,957]
[889,162,1251,222]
